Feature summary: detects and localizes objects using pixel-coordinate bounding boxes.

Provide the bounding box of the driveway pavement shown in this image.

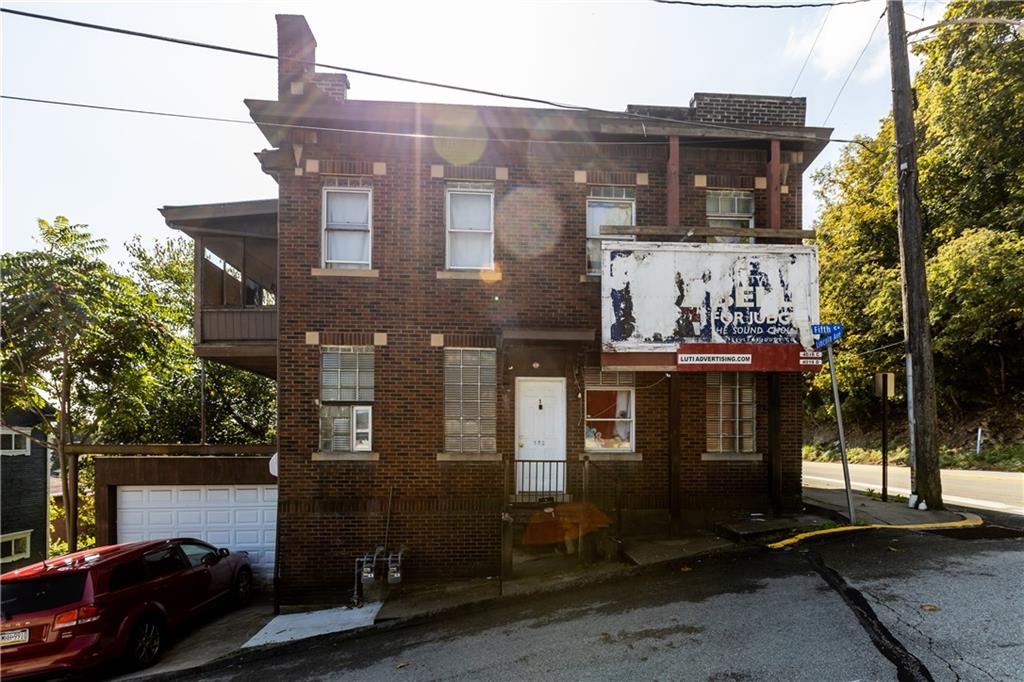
[164,523,1024,681]
[110,598,273,681]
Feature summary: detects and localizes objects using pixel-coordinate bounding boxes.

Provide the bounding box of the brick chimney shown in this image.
[276,15,317,101]
[275,15,350,104]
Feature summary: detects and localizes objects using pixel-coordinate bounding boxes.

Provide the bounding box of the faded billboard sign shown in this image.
[601,242,820,352]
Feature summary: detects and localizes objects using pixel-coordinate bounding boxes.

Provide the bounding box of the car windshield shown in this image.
[0,573,87,617]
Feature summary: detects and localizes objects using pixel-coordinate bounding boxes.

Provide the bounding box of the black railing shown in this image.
[512,459,568,503]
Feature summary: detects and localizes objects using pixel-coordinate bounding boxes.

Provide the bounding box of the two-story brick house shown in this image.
[151,15,832,604]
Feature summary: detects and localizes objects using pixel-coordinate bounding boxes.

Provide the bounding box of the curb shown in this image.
[765,512,985,549]
[131,541,756,681]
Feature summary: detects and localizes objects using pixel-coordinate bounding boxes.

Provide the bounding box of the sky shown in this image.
[1,0,947,267]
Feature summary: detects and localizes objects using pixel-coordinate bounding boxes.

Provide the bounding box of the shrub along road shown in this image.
[172,523,1023,681]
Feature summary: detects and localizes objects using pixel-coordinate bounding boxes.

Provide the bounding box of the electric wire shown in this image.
[821,8,887,126]
[0,95,665,146]
[0,7,833,142]
[844,340,906,357]
[652,0,872,8]
[789,5,834,96]
[2,94,868,150]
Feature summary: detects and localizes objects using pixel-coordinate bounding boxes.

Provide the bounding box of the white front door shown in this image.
[515,378,567,494]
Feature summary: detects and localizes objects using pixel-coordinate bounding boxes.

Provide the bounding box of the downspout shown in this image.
[767,139,783,514]
[666,136,682,523]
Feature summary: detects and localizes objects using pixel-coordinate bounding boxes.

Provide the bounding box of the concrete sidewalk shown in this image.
[377,531,742,623]
[803,485,965,525]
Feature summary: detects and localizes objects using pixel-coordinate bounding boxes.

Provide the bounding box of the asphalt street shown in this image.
[178,525,1024,682]
[803,461,1024,515]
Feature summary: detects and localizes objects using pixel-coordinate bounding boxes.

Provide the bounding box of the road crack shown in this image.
[805,551,934,682]
[865,588,999,682]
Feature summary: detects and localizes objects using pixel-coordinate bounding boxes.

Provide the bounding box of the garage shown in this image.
[116,484,277,583]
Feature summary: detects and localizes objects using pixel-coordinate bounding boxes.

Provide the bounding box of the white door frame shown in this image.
[514,377,567,460]
[514,377,567,496]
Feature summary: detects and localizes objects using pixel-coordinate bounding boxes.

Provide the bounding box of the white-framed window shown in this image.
[0,530,32,564]
[444,348,497,454]
[583,369,636,451]
[706,190,755,244]
[0,427,28,456]
[353,405,372,451]
[706,372,756,453]
[446,183,494,270]
[587,186,636,275]
[320,346,375,453]
[323,183,372,269]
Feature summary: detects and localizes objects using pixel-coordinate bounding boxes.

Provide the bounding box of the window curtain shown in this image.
[327,192,369,227]
[450,193,491,230]
[326,231,369,263]
[587,201,633,238]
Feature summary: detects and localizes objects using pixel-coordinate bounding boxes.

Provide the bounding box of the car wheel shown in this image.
[126,617,163,670]
[232,567,253,608]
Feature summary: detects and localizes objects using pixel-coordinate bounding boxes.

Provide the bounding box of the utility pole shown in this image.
[886,0,943,510]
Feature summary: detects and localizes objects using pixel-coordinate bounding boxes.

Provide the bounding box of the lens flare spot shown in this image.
[432,110,488,166]
[496,186,564,261]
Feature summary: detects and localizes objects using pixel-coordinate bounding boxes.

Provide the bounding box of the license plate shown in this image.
[0,629,28,646]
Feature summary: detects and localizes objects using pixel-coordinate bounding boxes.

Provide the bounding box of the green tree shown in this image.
[810,0,1024,418]
[1,217,169,551]
[117,236,276,445]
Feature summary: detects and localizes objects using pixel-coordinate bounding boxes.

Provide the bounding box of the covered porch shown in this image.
[160,199,279,378]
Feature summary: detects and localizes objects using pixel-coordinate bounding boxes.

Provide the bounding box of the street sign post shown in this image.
[875,372,895,501]
[814,323,855,524]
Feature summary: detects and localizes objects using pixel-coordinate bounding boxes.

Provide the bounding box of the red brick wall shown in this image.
[274,130,807,603]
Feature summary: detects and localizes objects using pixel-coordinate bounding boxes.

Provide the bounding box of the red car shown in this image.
[0,538,253,678]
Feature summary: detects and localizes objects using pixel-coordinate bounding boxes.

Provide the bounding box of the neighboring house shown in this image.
[1,410,49,570]
[154,15,831,605]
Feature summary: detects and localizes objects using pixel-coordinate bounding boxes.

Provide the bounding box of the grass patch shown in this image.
[859,488,907,504]
[803,443,1024,473]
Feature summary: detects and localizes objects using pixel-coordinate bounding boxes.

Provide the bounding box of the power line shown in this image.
[0,7,830,142]
[653,0,872,8]
[821,7,887,126]
[1,94,870,149]
[789,5,834,96]
[0,94,750,147]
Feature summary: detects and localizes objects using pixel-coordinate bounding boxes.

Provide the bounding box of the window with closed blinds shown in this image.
[444,348,497,454]
[706,372,756,453]
[320,346,374,452]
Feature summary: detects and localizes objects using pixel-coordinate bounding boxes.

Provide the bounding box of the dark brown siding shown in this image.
[201,308,278,341]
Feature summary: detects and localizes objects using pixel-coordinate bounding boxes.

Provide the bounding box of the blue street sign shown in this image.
[812,323,844,350]
[814,334,839,350]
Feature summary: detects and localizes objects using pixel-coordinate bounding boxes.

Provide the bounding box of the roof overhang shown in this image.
[244,99,832,164]
[159,199,278,239]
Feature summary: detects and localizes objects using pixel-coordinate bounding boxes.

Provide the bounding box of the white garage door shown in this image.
[116,485,277,583]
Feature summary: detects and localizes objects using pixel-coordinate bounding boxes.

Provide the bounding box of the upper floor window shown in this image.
[323,183,372,270]
[587,186,635,275]
[706,190,755,244]
[446,183,494,270]
[0,428,28,456]
[320,346,375,453]
[706,372,756,454]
